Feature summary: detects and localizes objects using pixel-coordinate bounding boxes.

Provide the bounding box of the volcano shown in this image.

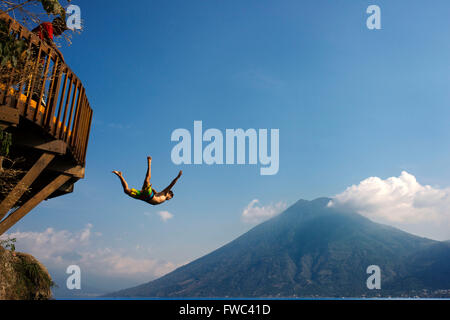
[107,198,450,298]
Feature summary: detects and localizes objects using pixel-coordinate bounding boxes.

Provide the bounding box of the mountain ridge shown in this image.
[106,197,450,298]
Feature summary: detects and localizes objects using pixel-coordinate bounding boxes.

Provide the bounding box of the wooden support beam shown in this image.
[46,179,77,200]
[14,135,67,155]
[57,180,75,193]
[0,174,71,235]
[0,106,19,125]
[0,153,55,220]
[46,162,85,178]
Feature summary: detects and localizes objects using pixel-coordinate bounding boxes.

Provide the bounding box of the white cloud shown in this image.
[329,171,450,240]
[144,211,174,222]
[241,199,287,224]
[157,211,174,222]
[0,224,178,280]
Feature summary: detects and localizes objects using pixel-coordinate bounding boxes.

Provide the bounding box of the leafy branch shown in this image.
[0,236,16,251]
[0,127,12,157]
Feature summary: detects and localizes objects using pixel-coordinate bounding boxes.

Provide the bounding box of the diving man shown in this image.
[113,156,182,205]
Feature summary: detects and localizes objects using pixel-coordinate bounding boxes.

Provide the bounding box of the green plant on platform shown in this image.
[1,0,71,85]
[0,127,12,172]
[0,127,12,157]
[1,0,66,18]
[0,19,35,87]
[0,19,30,68]
[40,0,66,19]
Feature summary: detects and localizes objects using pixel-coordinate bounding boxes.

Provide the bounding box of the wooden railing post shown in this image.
[44,55,62,130]
[54,71,68,136]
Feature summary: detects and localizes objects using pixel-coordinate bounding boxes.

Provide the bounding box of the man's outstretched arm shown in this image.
[162,170,182,194]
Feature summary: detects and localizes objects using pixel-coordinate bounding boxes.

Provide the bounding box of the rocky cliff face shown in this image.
[0,245,53,300]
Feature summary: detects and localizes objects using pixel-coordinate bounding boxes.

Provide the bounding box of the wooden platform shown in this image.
[0,11,93,235]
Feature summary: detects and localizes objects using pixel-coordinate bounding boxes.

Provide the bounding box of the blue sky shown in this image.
[3,0,450,295]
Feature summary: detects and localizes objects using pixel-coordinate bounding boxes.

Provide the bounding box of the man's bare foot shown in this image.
[112,170,122,177]
[147,156,152,162]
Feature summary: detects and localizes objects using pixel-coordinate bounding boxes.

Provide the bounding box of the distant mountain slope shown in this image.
[107,198,450,297]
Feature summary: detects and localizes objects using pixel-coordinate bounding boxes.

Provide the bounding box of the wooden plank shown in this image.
[0,174,71,235]
[34,52,51,122]
[82,108,93,162]
[81,107,92,161]
[0,106,19,124]
[44,56,61,129]
[78,95,88,157]
[13,27,31,111]
[58,181,75,193]
[23,139,66,155]
[67,83,81,144]
[62,77,76,141]
[24,45,42,117]
[14,134,67,155]
[46,179,77,200]
[54,71,68,136]
[76,100,87,160]
[70,86,84,146]
[71,95,84,161]
[46,162,85,178]
[0,153,55,220]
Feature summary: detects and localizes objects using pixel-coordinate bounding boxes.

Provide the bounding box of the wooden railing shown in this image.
[0,11,92,165]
